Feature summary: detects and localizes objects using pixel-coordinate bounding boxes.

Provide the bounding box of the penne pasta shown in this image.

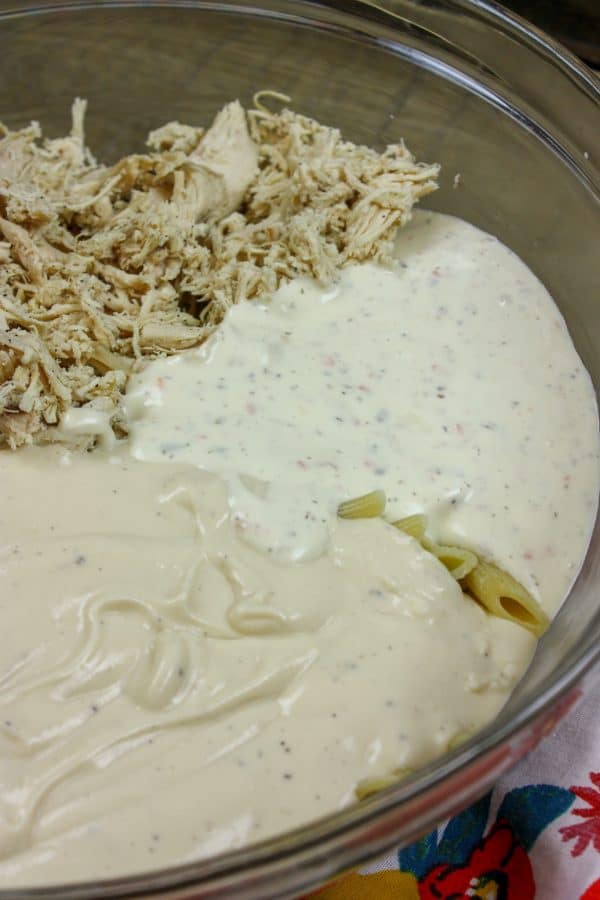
[355,768,412,800]
[339,499,548,637]
[391,513,427,542]
[356,734,472,801]
[446,730,473,752]
[460,560,549,637]
[337,490,386,519]
[430,543,478,581]
[392,515,477,580]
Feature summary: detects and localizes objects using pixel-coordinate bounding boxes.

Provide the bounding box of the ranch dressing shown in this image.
[0,211,597,884]
[125,212,599,613]
[0,446,534,884]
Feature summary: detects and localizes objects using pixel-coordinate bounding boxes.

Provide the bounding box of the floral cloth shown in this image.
[312,682,600,899]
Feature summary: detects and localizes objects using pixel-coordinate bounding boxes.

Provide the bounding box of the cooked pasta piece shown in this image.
[337,490,386,519]
[355,768,412,800]
[446,730,473,752]
[430,543,478,581]
[460,560,549,637]
[357,739,471,800]
[392,515,477,580]
[391,513,427,542]
[339,501,547,636]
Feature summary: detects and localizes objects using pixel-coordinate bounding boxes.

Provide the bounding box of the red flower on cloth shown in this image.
[581,878,600,900]
[418,819,534,900]
[560,771,600,857]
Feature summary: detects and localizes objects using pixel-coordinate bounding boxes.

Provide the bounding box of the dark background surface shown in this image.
[502,0,600,67]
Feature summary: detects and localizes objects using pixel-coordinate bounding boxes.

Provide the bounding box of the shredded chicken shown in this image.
[0,96,439,447]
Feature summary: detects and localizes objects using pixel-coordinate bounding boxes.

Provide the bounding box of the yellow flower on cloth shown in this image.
[311,870,420,898]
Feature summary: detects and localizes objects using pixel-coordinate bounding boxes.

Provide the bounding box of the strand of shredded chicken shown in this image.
[0,96,439,447]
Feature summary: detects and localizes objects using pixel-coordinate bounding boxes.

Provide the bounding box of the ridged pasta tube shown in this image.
[461,560,549,637]
[392,515,478,580]
[338,498,548,637]
[337,490,386,519]
[390,513,427,542]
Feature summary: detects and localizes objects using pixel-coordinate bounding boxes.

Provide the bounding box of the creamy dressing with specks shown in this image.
[125,212,599,612]
[0,446,533,884]
[0,211,597,885]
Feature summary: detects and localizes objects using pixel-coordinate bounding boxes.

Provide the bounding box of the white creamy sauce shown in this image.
[125,212,599,611]
[0,211,597,884]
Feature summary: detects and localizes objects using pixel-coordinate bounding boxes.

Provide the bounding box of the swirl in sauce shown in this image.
[0,211,597,884]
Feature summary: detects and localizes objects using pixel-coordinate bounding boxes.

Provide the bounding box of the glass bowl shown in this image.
[0,1,598,897]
